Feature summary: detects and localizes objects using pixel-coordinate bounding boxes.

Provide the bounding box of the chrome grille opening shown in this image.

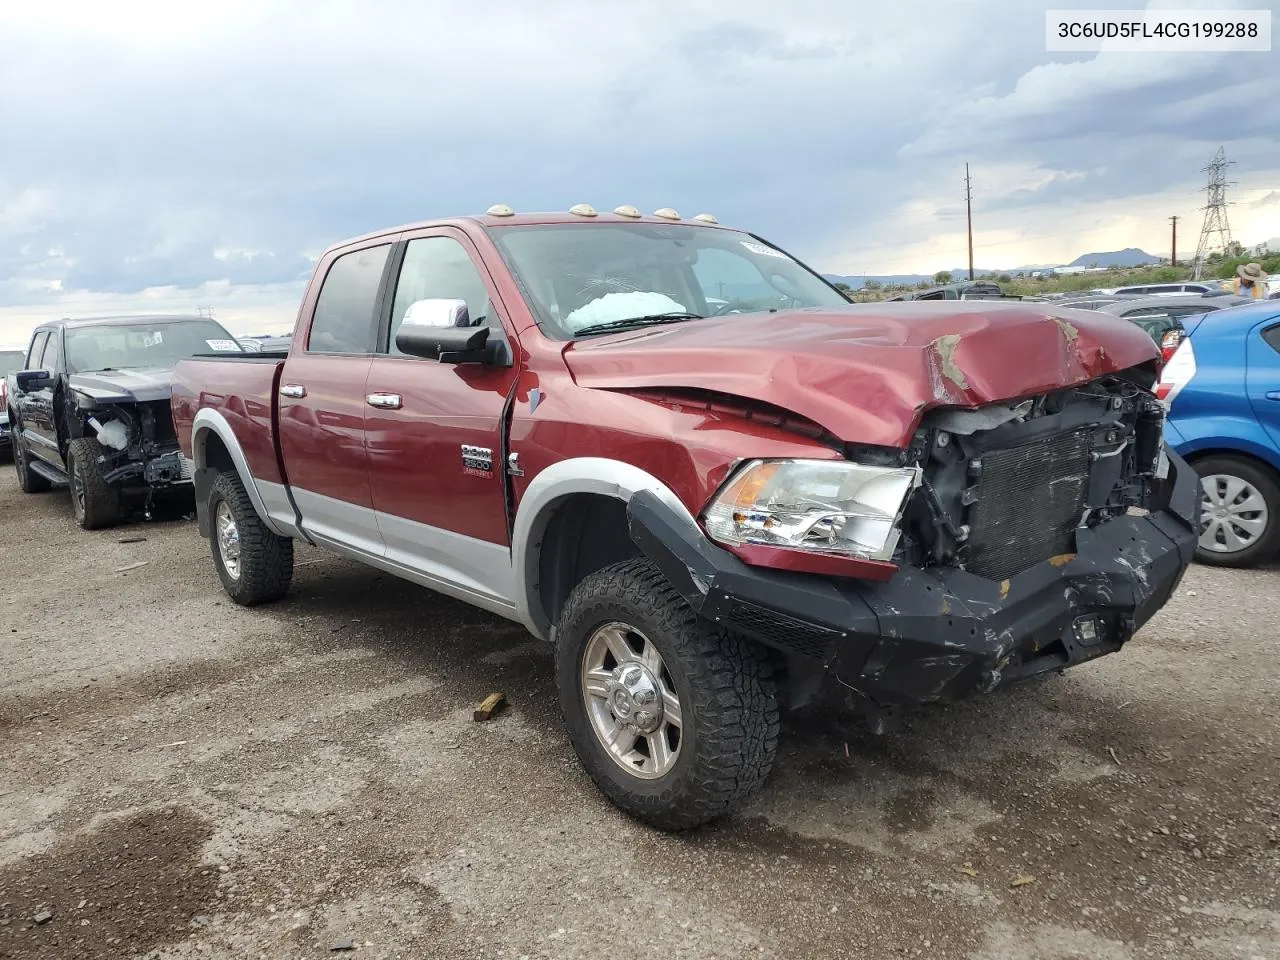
[965,428,1092,580]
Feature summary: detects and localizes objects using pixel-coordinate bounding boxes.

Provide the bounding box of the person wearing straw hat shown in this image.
[1231,262,1269,299]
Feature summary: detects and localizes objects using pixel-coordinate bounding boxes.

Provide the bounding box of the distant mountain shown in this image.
[1067,248,1160,268]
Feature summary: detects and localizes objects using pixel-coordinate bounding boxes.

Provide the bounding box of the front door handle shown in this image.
[280,384,306,399]
[366,392,403,410]
[1266,391,1280,401]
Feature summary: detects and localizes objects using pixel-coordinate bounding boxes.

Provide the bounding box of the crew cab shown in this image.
[171,206,1199,830]
[6,315,243,528]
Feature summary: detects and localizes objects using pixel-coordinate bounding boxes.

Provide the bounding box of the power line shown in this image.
[1191,146,1235,280]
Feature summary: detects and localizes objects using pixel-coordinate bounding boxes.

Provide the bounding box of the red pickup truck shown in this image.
[171,206,1198,830]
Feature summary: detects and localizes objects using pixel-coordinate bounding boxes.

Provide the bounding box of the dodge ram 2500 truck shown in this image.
[171,206,1199,830]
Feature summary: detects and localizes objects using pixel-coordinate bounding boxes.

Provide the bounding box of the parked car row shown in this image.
[2,206,1216,830]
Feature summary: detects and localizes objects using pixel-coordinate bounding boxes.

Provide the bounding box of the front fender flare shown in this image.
[511,457,695,640]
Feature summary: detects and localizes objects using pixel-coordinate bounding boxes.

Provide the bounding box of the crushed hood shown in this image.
[563,303,1158,447]
[69,367,175,405]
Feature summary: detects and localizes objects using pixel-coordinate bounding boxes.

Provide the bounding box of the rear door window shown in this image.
[307,244,391,353]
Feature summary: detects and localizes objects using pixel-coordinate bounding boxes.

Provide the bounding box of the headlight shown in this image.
[703,459,920,562]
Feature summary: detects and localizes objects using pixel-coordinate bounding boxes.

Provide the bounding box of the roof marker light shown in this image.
[613,204,641,218]
[486,204,514,217]
[569,203,598,217]
[692,212,718,224]
[653,207,681,220]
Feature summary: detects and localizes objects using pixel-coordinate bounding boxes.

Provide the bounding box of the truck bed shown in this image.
[171,355,287,484]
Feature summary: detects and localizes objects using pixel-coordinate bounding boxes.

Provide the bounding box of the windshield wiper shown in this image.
[572,312,704,338]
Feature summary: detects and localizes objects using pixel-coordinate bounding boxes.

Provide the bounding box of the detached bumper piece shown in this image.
[627,451,1199,706]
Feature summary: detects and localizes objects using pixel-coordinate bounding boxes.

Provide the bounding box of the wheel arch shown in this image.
[1182,445,1280,484]
[191,409,288,537]
[512,458,697,641]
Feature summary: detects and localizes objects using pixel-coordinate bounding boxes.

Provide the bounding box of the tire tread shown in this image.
[556,558,779,831]
[67,437,121,529]
[209,471,294,604]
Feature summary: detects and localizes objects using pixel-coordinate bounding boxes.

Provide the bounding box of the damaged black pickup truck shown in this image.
[6,315,245,529]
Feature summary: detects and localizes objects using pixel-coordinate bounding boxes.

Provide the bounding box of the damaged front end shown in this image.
[70,391,194,493]
[626,367,1199,718]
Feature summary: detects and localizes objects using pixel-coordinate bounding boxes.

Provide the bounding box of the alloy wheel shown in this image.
[580,621,683,780]
[70,457,86,517]
[215,500,242,580]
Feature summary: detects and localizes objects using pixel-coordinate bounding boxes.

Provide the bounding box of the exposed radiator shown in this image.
[965,428,1092,581]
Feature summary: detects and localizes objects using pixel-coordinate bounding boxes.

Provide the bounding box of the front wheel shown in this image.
[207,471,294,604]
[67,438,121,529]
[555,559,779,831]
[1194,455,1280,567]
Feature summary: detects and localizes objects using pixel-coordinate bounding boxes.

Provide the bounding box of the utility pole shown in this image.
[1191,146,1235,280]
[1169,216,1178,267]
[965,163,975,281]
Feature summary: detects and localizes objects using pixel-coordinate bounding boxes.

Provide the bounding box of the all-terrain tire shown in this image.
[1192,455,1280,568]
[555,558,779,831]
[67,437,121,529]
[208,470,294,605]
[11,420,51,493]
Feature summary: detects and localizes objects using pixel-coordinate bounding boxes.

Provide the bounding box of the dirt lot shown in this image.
[0,467,1277,960]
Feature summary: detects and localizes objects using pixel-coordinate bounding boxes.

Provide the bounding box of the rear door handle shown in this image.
[366,392,403,410]
[1266,391,1280,401]
[280,384,306,399]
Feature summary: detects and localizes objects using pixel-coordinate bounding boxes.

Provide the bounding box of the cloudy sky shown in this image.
[1,0,1277,340]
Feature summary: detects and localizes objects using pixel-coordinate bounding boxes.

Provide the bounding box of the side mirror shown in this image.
[395,299,504,365]
[15,369,53,390]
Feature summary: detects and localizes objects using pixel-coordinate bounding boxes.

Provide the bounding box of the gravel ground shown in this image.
[0,465,1277,960]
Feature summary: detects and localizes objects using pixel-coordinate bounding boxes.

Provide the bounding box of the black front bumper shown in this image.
[627,450,1199,706]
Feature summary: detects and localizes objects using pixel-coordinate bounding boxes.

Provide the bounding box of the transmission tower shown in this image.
[1190,146,1235,280]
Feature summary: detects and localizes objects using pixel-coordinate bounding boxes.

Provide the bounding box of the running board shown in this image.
[27,459,69,487]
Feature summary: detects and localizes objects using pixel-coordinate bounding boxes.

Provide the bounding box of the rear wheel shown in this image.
[1193,455,1280,567]
[66,438,120,529]
[207,471,294,604]
[554,559,779,830]
[11,426,51,493]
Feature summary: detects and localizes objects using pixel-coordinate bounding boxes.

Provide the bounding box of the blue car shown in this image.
[1159,300,1280,567]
